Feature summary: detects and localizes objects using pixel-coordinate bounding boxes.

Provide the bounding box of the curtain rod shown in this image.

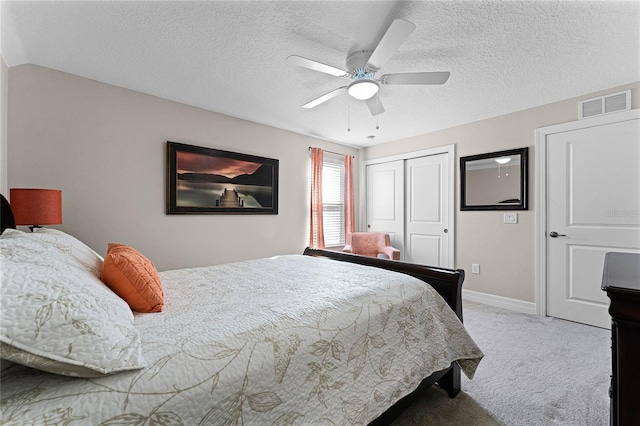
[308,146,354,158]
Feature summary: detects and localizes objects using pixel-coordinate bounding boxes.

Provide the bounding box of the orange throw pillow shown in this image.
[100,243,164,313]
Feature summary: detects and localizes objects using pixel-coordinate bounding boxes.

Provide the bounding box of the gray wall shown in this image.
[6,64,359,271]
[363,82,639,303]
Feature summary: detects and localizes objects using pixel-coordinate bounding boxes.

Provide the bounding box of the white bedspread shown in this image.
[1,255,483,425]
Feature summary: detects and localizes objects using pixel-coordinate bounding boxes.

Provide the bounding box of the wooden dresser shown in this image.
[601,252,640,426]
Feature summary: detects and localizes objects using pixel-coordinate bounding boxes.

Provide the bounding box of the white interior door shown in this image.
[365,160,404,256]
[405,154,451,267]
[546,117,640,328]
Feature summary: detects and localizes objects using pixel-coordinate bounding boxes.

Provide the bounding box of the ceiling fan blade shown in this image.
[366,19,416,70]
[302,86,347,108]
[382,71,450,85]
[287,55,348,77]
[365,96,385,116]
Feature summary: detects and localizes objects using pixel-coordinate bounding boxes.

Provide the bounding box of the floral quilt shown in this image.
[1,255,483,425]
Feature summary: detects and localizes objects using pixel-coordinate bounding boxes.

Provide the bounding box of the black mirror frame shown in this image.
[460,147,529,211]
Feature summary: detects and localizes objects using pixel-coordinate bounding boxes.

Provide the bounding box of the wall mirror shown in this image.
[460,147,528,211]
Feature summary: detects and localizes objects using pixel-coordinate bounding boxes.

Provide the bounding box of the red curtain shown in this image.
[309,148,325,249]
[344,155,355,240]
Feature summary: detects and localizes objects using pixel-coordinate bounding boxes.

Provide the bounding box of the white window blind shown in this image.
[322,153,345,247]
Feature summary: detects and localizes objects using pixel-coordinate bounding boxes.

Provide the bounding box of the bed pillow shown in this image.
[31,228,103,278]
[0,342,117,378]
[0,229,146,377]
[101,243,164,313]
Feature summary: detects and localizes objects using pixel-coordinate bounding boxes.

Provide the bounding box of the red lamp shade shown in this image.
[9,188,62,227]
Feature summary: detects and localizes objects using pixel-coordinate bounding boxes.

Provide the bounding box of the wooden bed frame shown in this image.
[1,194,16,234]
[302,247,465,425]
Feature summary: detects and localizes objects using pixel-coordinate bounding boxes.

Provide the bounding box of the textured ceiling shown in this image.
[2,1,639,148]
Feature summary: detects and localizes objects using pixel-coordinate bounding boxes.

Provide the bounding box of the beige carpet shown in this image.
[391,301,610,426]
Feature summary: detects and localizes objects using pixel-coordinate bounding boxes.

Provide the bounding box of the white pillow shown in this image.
[0,229,146,377]
[31,228,103,277]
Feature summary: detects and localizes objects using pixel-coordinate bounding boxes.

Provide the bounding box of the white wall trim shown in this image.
[462,289,536,315]
[534,109,640,317]
[360,144,456,268]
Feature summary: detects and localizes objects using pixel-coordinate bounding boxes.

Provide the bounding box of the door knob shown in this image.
[549,231,567,238]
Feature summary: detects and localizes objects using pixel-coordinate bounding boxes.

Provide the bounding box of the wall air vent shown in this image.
[579,90,631,119]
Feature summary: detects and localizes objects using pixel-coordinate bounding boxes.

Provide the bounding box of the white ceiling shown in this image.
[1,1,639,148]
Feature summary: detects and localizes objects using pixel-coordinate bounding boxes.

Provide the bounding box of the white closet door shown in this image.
[365,160,404,257]
[365,151,452,267]
[405,153,450,267]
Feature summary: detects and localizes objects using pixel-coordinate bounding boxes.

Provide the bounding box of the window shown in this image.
[322,153,345,247]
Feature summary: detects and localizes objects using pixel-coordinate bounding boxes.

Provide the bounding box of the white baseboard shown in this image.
[462,289,537,315]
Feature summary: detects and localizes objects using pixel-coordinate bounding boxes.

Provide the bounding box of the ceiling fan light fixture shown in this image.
[348,80,379,100]
[495,157,511,164]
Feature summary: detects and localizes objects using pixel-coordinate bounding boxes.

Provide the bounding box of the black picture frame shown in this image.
[460,147,528,211]
[167,141,279,215]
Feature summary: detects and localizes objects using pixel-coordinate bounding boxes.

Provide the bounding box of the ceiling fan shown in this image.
[287,19,450,116]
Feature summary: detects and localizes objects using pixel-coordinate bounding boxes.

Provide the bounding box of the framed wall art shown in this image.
[167,142,279,215]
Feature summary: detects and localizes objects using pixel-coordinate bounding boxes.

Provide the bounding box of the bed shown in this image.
[0,197,483,425]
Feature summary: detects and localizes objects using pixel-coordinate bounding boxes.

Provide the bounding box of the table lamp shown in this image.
[9,188,62,232]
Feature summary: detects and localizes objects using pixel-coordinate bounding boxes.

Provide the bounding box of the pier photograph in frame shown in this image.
[167,141,279,215]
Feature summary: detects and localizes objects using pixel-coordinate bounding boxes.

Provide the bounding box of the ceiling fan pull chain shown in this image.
[347,95,351,132]
[376,94,380,130]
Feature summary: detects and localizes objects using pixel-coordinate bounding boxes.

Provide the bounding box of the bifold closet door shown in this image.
[404,154,450,267]
[365,153,451,267]
[365,160,405,258]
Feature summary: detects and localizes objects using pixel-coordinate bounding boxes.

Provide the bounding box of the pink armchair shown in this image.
[343,232,400,260]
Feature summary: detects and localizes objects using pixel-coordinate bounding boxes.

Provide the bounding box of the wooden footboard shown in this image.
[302,248,465,321]
[302,248,465,422]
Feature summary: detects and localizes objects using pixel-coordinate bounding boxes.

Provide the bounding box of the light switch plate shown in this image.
[504,212,518,224]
